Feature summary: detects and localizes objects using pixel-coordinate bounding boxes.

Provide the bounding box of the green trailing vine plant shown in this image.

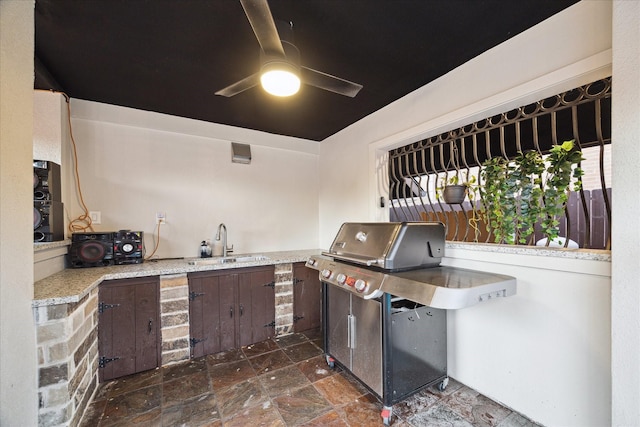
[540,140,584,242]
[512,150,545,244]
[480,156,516,244]
[479,140,583,245]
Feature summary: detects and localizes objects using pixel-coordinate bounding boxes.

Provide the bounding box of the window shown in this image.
[389,77,611,249]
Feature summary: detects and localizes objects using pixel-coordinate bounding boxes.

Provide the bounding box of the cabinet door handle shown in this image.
[230,306,234,318]
[240,304,244,316]
[148,319,153,334]
[348,314,356,349]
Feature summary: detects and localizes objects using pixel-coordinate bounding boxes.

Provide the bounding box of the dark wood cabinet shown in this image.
[293,262,322,332]
[188,265,275,358]
[98,276,160,381]
[189,272,236,355]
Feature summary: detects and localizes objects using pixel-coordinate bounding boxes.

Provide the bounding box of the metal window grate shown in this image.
[389,77,612,249]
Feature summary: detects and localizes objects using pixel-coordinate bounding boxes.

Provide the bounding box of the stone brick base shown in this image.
[34,289,99,427]
[274,263,294,336]
[159,274,190,365]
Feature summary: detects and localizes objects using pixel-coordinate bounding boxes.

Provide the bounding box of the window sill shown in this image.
[446,241,611,262]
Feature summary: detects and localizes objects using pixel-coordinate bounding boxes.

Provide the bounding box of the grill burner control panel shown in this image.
[306,256,384,299]
[307,254,517,309]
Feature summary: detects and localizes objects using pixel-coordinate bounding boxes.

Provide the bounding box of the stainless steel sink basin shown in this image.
[187,255,270,266]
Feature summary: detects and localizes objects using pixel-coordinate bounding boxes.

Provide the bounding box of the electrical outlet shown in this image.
[90,211,101,224]
[155,212,166,224]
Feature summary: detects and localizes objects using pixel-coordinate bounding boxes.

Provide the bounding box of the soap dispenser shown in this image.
[199,240,212,258]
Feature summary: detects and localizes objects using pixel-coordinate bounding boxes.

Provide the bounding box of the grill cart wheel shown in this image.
[381,407,392,425]
[325,355,335,369]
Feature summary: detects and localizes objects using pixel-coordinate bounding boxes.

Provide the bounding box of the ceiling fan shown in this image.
[215,0,363,98]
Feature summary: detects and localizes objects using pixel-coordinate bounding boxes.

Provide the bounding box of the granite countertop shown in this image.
[446,241,612,261]
[33,249,321,307]
[34,239,71,252]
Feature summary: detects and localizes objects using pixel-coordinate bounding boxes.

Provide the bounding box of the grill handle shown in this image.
[348,314,356,349]
[321,252,383,267]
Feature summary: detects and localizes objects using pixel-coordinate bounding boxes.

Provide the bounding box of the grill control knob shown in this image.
[321,269,332,279]
[354,279,368,293]
[336,273,347,284]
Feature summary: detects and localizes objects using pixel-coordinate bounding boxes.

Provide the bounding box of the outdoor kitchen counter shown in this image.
[33,243,610,307]
[33,249,321,307]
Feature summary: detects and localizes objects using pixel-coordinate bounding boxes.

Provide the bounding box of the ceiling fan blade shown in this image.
[301,67,363,98]
[215,72,260,97]
[240,0,285,57]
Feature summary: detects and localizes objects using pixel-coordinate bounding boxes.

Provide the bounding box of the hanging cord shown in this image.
[144,221,162,260]
[468,207,482,240]
[50,90,95,233]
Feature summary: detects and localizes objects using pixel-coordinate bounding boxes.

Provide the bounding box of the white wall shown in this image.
[443,248,611,426]
[67,100,320,258]
[0,1,39,426]
[320,1,621,426]
[33,91,66,165]
[611,1,640,425]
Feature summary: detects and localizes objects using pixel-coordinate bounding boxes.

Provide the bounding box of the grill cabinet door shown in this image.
[326,285,351,368]
[350,295,382,396]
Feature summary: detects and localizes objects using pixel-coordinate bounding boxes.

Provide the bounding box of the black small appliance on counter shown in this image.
[68,232,115,268]
[113,230,143,265]
[68,230,143,268]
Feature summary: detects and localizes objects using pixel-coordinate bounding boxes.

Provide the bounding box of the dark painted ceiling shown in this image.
[35,0,579,141]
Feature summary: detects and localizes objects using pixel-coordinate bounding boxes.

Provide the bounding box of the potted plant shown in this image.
[437,174,478,204]
[436,143,478,205]
[479,140,583,245]
[439,175,466,204]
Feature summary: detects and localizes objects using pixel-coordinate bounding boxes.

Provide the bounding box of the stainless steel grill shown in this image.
[306,221,517,425]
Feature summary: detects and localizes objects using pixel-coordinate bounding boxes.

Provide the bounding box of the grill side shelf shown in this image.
[381,266,516,309]
[306,256,517,309]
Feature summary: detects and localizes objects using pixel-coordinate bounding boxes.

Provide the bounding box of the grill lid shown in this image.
[322,222,445,271]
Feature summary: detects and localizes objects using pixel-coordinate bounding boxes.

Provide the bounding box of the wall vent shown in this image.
[231,142,251,164]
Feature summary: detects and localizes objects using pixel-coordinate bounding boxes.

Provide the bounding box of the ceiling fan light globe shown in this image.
[260,66,300,97]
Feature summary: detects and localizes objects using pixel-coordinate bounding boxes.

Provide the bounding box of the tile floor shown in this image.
[81,329,542,426]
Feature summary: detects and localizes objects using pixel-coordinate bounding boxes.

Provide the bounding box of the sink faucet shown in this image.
[215,223,233,257]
